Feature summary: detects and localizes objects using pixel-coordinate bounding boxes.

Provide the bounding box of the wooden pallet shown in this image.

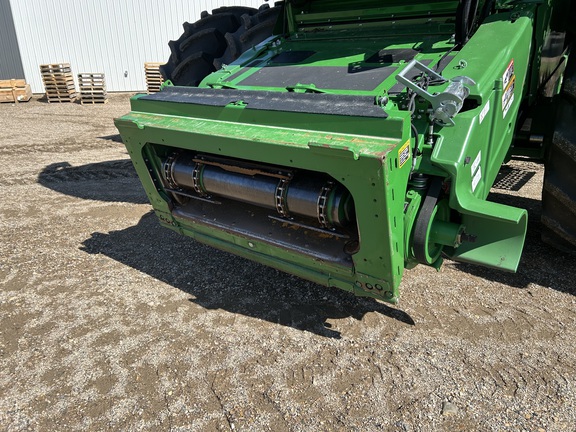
[45,87,76,96]
[40,63,71,71]
[80,96,108,105]
[0,79,33,103]
[44,83,76,93]
[144,62,164,93]
[40,66,72,75]
[46,93,77,103]
[78,72,106,80]
[40,63,77,103]
[0,79,26,88]
[79,88,107,94]
[78,72,108,105]
[43,76,75,83]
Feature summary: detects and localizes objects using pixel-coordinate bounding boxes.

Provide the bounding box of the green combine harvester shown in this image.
[115,0,574,303]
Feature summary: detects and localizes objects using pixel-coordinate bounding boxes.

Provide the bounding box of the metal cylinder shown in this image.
[165,153,354,227]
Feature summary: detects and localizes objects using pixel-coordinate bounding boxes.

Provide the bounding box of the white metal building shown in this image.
[0,0,264,93]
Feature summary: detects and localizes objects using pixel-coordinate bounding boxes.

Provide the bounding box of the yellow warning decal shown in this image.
[398,139,411,168]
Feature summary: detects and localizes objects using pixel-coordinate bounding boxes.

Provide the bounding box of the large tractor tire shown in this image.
[541,53,576,254]
[160,4,281,86]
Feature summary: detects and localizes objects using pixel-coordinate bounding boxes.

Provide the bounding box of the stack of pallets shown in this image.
[0,79,33,103]
[144,62,164,93]
[40,63,77,103]
[77,73,108,104]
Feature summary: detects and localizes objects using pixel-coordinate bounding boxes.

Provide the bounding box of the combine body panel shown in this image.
[116,0,573,303]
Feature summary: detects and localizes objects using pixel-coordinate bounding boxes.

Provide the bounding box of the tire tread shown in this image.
[160,5,280,86]
[542,53,576,254]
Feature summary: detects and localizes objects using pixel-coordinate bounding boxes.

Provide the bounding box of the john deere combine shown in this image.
[115,0,574,303]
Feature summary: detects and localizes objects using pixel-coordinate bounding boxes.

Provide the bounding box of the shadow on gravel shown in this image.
[98,134,123,143]
[453,193,576,296]
[81,212,415,338]
[492,165,536,192]
[38,161,148,204]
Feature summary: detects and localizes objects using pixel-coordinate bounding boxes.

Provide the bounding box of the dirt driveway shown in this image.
[1,94,575,431]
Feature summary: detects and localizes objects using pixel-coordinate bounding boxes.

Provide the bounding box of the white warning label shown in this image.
[503,59,515,89]
[398,140,410,168]
[479,100,490,124]
[471,151,482,192]
[472,166,482,192]
[502,59,515,118]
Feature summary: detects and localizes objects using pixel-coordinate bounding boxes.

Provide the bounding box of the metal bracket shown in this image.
[192,163,208,196]
[396,60,476,126]
[317,181,334,229]
[275,178,291,217]
[163,153,178,189]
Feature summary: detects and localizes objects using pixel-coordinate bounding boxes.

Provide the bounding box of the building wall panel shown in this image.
[8,0,265,92]
[0,0,25,80]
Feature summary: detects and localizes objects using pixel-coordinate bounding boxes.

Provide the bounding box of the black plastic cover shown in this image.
[140,87,388,118]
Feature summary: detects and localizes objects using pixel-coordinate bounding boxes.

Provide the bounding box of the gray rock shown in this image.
[442,401,458,416]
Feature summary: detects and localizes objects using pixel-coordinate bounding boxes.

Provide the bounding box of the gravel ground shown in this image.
[0,94,575,431]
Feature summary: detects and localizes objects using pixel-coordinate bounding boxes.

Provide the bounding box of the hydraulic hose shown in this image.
[456,0,480,46]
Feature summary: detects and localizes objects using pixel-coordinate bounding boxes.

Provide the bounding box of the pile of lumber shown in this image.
[0,79,32,103]
[145,62,164,93]
[78,73,108,104]
[40,63,77,103]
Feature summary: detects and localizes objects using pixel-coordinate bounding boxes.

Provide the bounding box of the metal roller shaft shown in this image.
[165,153,354,227]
